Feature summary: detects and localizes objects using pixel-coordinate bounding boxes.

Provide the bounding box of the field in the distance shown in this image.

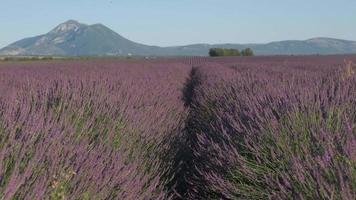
[0,55,355,200]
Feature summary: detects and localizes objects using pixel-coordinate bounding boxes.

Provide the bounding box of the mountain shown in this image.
[163,38,356,56]
[0,20,162,56]
[1,20,356,56]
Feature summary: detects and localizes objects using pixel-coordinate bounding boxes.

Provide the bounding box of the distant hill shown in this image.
[1,20,356,56]
[0,20,163,56]
[164,38,356,56]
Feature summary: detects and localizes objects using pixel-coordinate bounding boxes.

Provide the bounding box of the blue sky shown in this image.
[0,0,355,48]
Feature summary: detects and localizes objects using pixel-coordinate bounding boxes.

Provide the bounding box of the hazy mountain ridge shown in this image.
[1,20,356,56]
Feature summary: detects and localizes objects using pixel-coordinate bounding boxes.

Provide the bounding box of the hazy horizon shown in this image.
[1,0,356,48]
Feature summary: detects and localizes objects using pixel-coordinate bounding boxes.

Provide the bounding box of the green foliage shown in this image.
[19,149,34,174]
[0,56,55,62]
[0,154,15,188]
[325,106,344,132]
[77,192,91,200]
[87,113,111,144]
[107,186,122,200]
[241,48,254,56]
[209,48,240,57]
[0,121,9,149]
[209,48,254,57]
[10,195,20,200]
[113,120,126,150]
[51,97,66,120]
[71,105,94,138]
[48,170,76,200]
[227,107,353,199]
[49,180,69,200]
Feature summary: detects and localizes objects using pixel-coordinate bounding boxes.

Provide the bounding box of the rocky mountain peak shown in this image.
[50,20,85,34]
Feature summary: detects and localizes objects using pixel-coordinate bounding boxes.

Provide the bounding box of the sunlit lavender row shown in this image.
[0,60,190,199]
[179,57,356,199]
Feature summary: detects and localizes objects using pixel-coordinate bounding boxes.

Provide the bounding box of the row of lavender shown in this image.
[0,56,355,199]
[0,60,190,199]
[181,58,356,199]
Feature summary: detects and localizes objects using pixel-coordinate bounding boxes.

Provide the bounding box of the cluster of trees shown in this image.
[0,56,55,62]
[209,48,254,57]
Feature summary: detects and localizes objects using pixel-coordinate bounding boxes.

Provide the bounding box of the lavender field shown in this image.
[0,55,356,199]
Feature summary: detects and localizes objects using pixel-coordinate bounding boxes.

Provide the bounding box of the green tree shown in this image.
[209,48,241,57]
[241,48,254,56]
[209,48,219,57]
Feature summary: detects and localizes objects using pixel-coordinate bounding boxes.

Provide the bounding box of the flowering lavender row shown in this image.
[182,60,356,199]
[1,56,356,199]
[0,60,190,199]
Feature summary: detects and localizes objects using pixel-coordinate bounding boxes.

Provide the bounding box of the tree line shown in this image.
[209,48,254,57]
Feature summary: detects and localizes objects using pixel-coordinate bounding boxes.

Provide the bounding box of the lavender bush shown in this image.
[182,60,356,199]
[0,60,190,199]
